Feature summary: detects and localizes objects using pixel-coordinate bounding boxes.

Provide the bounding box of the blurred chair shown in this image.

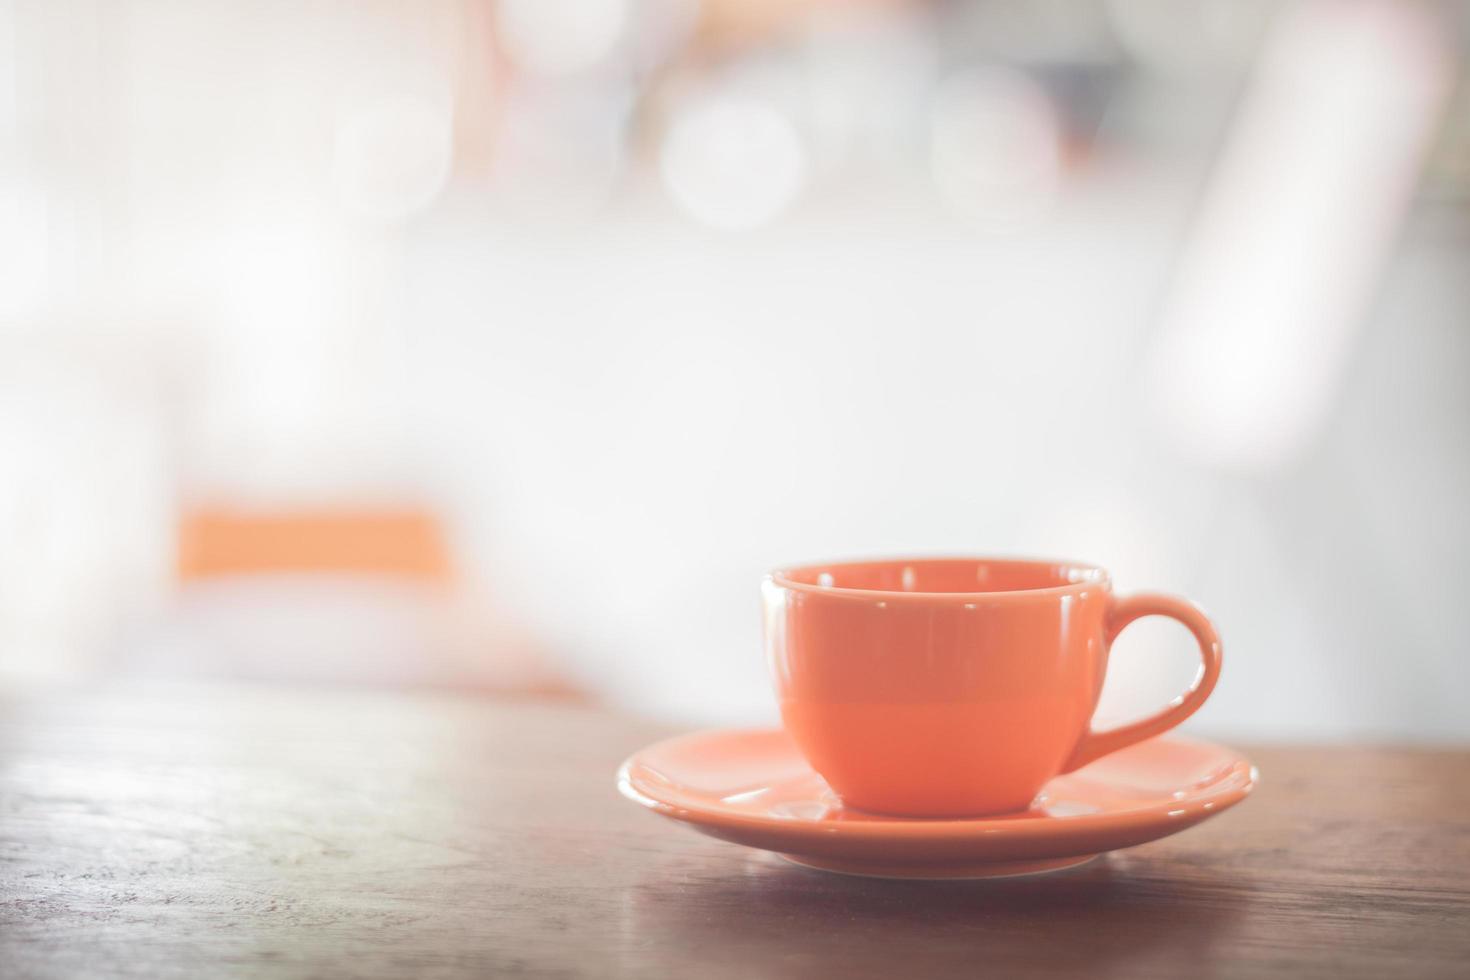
[124,505,578,698]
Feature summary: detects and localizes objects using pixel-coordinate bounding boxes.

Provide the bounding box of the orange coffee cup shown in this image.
[762,557,1222,817]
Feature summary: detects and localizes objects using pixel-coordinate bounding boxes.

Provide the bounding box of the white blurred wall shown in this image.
[1,0,1467,741]
[404,190,1470,741]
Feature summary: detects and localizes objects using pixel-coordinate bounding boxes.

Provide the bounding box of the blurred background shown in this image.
[1,0,1467,742]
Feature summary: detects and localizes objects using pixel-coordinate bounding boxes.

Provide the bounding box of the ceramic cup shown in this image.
[762,557,1222,817]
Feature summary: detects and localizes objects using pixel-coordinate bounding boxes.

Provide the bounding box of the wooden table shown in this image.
[2,687,1467,979]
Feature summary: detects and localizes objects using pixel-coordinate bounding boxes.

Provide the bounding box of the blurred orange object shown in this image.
[177,508,452,583]
[163,506,578,698]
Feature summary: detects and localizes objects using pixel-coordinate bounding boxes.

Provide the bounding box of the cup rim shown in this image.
[767,555,1110,600]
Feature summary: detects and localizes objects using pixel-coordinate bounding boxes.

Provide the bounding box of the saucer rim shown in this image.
[617,727,1256,844]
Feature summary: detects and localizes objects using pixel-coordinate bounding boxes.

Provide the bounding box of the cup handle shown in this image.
[1060,592,1223,773]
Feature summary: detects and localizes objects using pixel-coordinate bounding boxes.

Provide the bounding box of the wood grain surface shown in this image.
[2,686,1467,979]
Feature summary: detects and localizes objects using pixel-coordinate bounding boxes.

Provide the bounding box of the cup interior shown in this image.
[775,557,1105,596]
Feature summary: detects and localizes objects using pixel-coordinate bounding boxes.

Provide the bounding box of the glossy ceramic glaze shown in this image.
[763,557,1222,816]
[618,728,1255,878]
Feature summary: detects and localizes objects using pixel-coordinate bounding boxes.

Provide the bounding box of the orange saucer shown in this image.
[618,729,1256,879]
